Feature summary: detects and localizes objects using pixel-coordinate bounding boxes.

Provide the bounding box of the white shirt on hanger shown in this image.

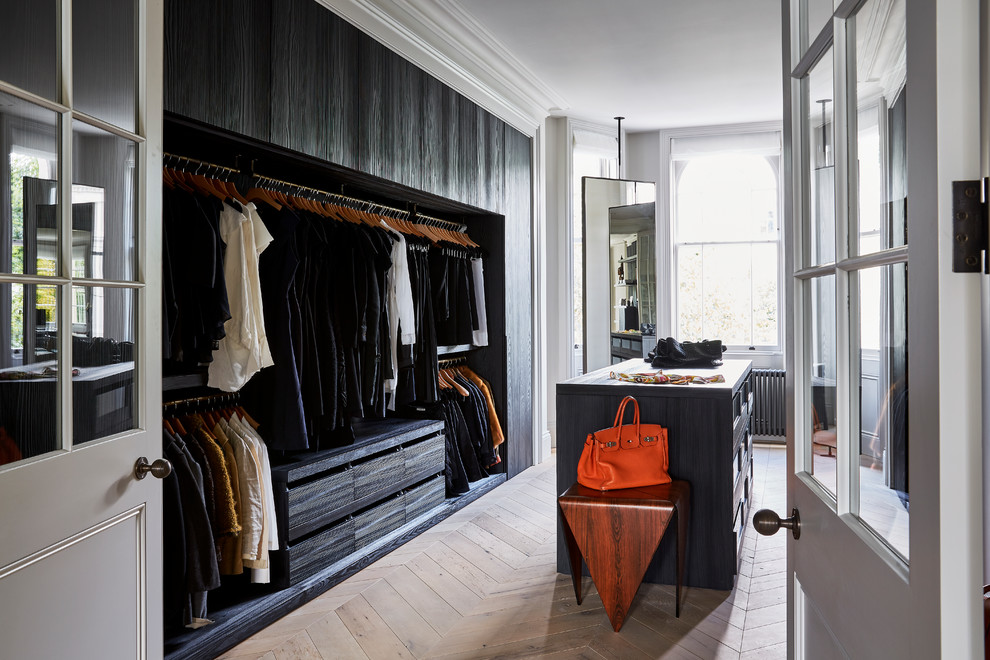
[471,257,489,346]
[208,201,274,391]
[382,220,416,409]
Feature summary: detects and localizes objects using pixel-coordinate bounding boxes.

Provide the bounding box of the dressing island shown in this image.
[556,358,753,591]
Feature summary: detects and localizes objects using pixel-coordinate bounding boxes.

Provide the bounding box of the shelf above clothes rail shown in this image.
[163,112,492,223]
[163,150,471,237]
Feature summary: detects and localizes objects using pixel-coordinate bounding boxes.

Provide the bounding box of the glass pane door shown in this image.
[794,0,909,563]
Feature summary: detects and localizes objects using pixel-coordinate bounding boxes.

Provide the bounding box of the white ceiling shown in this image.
[453,0,784,133]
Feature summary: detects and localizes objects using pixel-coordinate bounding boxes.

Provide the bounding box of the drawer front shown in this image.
[732,461,747,515]
[733,439,743,480]
[406,434,444,477]
[353,447,406,500]
[286,467,354,541]
[405,475,445,522]
[353,494,406,548]
[732,429,753,490]
[286,518,355,585]
[733,499,746,563]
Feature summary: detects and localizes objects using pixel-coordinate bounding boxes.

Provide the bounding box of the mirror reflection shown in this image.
[0,92,139,467]
[582,177,656,373]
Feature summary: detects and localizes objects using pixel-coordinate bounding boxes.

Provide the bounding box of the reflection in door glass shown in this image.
[0,1,58,101]
[72,286,137,446]
[853,0,907,255]
[0,283,59,467]
[3,92,59,277]
[806,47,835,267]
[859,263,909,559]
[73,0,136,131]
[809,275,837,497]
[72,122,138,281]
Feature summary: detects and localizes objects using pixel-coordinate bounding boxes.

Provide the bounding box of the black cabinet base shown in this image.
[164,472,506,660]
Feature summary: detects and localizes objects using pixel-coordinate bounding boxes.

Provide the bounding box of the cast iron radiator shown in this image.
[751,369,786,437]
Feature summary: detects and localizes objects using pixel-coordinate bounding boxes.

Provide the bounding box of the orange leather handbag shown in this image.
[577,396,671,490]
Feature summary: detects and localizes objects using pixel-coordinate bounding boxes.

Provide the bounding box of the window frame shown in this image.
[660,123,785,356]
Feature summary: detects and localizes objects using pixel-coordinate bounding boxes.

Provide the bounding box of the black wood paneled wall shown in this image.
[164,0,534,476]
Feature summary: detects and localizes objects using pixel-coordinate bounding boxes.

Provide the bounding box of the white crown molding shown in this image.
[319,0,567,137]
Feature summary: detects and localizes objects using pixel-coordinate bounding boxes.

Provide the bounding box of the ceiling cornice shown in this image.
[319,0,567,137]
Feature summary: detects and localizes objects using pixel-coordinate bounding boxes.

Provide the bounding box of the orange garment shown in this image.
[213,422,245,576]
[458,366,505,448]
[186,417,241,538]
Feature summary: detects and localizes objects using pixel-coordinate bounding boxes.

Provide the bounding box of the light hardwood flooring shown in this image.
[218,446,788,659]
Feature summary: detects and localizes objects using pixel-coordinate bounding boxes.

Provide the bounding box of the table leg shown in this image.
[558,503,584,604]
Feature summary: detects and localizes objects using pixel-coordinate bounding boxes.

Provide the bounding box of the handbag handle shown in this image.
[612,396,641,439]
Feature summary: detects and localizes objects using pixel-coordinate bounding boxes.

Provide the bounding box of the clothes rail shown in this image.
[163,152,240,176]
[163,391,240,414]
[164,152,469,233]
[438,356,467,368]
[250,173,467,233]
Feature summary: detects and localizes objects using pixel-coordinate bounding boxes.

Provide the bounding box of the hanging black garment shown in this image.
[310,217,346,442]
[432,246,475,347]
[296,215,330,442]
[181,432,216,534]
[452,372,496,468]
[163,431,220,626]
[162,438,187,629]
[409,243,440,404]
[433,397,469,496]
[442,389,485,482]
[332,222,367,420]
[360,227,394,418]
[249,204,309,450]
[162,188,230,365]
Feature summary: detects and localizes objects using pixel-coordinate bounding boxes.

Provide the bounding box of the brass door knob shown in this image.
[753,508,801,540]
[135,457,173,480]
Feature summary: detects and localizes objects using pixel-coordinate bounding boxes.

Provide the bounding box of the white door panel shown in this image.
[0,1,164,658]
[779,0,981,657]
[796,579,851,660]
[0,506,145,660]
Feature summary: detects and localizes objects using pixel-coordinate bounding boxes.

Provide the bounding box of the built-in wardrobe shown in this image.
[160,1,534,657]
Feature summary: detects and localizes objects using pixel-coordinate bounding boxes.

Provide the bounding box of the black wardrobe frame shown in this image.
[161,113,512,660]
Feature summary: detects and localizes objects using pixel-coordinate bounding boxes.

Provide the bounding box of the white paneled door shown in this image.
[0,1,164,658]
[775,0,984,657]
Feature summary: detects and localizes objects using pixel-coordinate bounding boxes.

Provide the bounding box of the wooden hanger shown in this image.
[171,415,188,436]
[235,405,260,430]
[245,183,283,210]
[189,170,227,201]
[441,368,469,396]
[218,175,249,205]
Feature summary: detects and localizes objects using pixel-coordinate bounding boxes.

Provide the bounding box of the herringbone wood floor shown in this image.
[217,446,788,659]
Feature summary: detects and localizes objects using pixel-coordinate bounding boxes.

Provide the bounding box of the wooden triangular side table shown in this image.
[558,481,690,632]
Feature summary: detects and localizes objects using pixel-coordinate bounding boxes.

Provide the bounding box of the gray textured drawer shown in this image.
[353,494,406,548]
[286,466,354,541]
[353,447,406,499]
[283,518,355,586]
[406,434,444,477]
[405,474,445,522]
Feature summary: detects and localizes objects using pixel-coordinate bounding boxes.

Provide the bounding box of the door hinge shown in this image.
[952,179,989,273]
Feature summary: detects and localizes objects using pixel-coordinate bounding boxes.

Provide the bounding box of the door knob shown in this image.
[753,508,801,540]
[135,457,173,480]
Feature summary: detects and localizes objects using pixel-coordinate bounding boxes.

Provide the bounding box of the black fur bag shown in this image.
[646,337,726,369]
